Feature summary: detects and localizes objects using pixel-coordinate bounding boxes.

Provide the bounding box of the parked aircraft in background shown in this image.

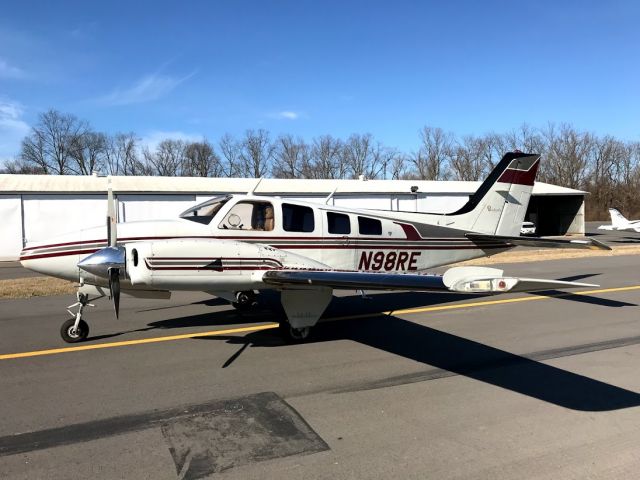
[598,208,640,233]
[20,152,609,344]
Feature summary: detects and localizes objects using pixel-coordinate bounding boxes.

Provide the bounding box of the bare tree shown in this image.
[305,135,344,179]
[105,132,142,175]
[502,123,545,155]
[540,123,594,189]
[449,135,487,181]
[218,133,241,177]
[272,134,308,179]
[237,129,274,178]
[143,139,186,176]
[389,153,409,179]
[410,127,452,180]
[2,158,46,174]
[183,139,223,177]
[67,130,108,175]
[20,109,89,174]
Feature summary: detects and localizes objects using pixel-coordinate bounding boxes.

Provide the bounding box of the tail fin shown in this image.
[448,152,540,236]
[609,208,629,228]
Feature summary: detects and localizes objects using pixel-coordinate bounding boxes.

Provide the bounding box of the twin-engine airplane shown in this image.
[20,152,609,344]
[598,208,640,233]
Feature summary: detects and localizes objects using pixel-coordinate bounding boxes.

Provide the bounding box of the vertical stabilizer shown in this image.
[609,208,629,229]
[449,152,540,236]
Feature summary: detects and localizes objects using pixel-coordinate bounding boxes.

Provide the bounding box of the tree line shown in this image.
[4,109,640,220]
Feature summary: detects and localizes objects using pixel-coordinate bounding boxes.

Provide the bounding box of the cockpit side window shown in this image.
[180,196,231,225]
[219,201,274,231]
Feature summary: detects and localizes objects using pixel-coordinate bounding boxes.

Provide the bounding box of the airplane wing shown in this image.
[262,266,598,294]
[466,233,611,251]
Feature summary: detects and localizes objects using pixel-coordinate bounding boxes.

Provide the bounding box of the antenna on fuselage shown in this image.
[324,187,338,205]
[248,177,264,196]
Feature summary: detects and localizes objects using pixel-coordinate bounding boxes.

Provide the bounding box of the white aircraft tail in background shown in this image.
[598,208,640,232]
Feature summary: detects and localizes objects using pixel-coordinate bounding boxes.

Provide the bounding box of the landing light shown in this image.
[452,277,518,293]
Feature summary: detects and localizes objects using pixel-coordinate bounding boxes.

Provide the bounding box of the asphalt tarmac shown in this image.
[1,251,640,479]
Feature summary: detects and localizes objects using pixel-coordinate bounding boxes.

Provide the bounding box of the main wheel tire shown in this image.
[60,318,89,343]
[278,322,311,343]
[231,291,258,311]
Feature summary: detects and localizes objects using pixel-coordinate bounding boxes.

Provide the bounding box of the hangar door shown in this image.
[525,195,585,235]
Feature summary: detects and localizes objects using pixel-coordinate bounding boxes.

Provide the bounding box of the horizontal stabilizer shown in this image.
[466,233,611,251]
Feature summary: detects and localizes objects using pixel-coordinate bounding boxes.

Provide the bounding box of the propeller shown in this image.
[77,177,125,319]
[108,267,121,319]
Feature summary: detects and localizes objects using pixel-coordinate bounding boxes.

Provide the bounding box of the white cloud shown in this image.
[0,58,25,79]
[140,130,203,152]
[270,110,300,120]
[0,99,30,162]
[97,71,195,106]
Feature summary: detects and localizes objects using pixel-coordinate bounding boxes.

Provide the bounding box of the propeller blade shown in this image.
[108,267,121,319]
[107,177,117,247]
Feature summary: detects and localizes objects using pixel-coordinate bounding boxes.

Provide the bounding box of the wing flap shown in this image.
[466,233,611,251]
[262,270,449,291]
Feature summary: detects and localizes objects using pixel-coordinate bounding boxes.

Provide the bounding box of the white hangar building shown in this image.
[0,174,587,261]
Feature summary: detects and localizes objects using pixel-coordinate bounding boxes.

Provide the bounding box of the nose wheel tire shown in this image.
[60,318,89,343]
[278,322,311,343]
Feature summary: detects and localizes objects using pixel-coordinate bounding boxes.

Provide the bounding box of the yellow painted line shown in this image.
[330,284,640,320]
[1,284,639,361]
[0,323,279,360]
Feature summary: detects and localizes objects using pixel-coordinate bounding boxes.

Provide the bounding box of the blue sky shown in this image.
[1,0,639,162]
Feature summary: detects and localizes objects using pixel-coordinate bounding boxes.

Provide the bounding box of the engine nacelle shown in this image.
[125,238,328,291]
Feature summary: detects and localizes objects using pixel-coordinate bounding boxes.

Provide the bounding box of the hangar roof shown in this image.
[0,174,587,196]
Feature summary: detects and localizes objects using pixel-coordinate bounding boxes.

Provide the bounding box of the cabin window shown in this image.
[282,203,314,232]
[358,216,382,235]
[219,201,274,231]
[327,212,351,234]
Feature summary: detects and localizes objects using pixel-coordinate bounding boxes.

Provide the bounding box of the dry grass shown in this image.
[454,244,640,266]
[1,245,639,299]
[0,277,76,299]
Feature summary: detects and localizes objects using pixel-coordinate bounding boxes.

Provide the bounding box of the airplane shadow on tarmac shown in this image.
[192,287,638,413]
[197,313,640,413]
[93,288,640,412]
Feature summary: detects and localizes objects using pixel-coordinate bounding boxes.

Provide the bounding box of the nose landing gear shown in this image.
[60,318,89,343]
[60,291,100,343]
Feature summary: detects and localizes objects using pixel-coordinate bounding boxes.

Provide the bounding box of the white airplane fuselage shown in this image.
[20,195,510,294]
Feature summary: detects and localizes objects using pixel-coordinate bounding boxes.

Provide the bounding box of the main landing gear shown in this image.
[278,321,312,343]
[231,290,258,311]
[60,292,98,343]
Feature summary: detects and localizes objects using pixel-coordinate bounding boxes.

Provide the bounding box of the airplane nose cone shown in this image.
[19,236,83,281]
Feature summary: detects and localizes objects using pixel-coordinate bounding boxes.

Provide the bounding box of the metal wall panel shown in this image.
[22,194,106,244]
[0,195,23,260]
[118,195,196,222]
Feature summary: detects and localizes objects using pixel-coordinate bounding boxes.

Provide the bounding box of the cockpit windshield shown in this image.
[179,195,232,224]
